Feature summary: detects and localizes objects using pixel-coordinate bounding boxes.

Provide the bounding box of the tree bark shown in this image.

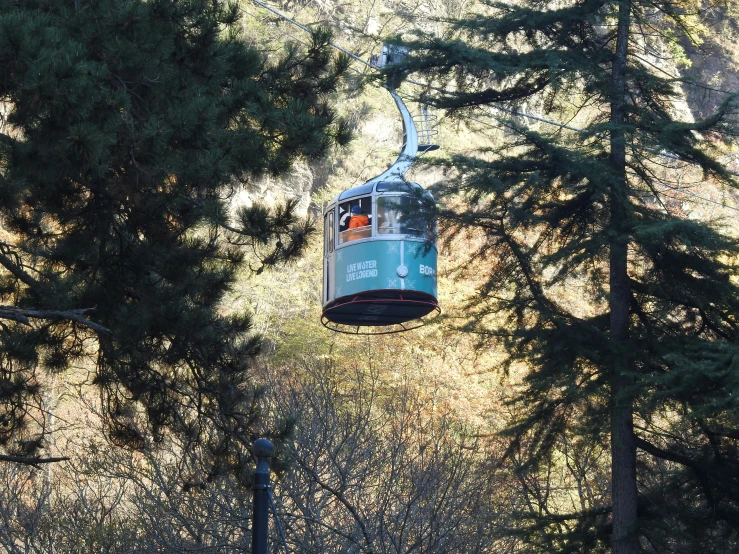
[609,0,639,553]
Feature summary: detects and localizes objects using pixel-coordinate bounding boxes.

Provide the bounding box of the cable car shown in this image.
[321,47,440,334]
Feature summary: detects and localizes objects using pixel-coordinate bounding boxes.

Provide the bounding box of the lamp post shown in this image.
[251,438,273,554]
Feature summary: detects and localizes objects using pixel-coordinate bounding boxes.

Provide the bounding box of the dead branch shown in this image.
[0,454,70,467]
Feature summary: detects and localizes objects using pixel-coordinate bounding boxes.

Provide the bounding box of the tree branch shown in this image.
[0,132,21,149]
[295,458,375,552]
[633,434,696,469]
[0,250,42,289]
[0,454,70,467]
[0,306,111,334]
[632,432,734,520]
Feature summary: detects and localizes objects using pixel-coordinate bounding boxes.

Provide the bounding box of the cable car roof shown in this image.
[335,180,433,202]
[337,181,375,200]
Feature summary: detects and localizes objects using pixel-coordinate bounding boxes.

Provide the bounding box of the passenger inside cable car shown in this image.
[320,44,440,333]
[348,205,370,241]
[338,198,372,243]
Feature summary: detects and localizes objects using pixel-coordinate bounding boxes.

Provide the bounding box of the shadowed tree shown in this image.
[393,0,739,551]
[0,0,350,478]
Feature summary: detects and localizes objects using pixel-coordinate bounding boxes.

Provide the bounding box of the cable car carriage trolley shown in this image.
[321,47,440,334]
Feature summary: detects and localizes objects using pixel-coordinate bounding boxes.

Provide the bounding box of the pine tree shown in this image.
[0,0,349,478]
[396,0,739,551]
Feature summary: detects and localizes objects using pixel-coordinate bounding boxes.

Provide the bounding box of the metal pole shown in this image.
[252,438,273,554]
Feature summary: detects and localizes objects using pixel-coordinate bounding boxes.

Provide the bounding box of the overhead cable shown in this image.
[246,0,739,212]
[248,0,374,68]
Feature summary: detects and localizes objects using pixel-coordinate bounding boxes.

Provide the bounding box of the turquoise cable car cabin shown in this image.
[321,52,440,333]
[321,180,439,332]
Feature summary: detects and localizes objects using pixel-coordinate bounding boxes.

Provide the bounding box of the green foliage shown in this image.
[0,0,347,477]
[398,0,739,551]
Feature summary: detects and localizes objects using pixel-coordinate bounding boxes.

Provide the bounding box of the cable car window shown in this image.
[376,182,414,193]
[324,211,334,253]
[338,197,372,244]
[377,196,432,238]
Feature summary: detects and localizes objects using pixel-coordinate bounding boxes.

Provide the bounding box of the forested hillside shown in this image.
[1,0,738,552]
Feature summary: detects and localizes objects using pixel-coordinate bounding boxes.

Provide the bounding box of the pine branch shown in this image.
[634,433,697,467]
[0,250,42,289]
[0,133,20,149]
[498,221,559,318]
[0,306,111,334]
[630,278,736,340]
[520,505,612,524]
[632,433,738,522]
[712,427,739,440]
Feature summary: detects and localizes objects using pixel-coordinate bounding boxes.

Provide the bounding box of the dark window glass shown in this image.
[328,211,334,252]
[376,182,413,193]
[377,195,434,239]
[324,213,329,254]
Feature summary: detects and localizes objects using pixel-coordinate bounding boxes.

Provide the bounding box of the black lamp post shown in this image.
[251,438,274,554]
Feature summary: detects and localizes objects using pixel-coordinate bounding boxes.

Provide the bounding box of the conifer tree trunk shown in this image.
[609,1,639,553]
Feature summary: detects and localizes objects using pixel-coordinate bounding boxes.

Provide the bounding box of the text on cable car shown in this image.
[346,260,378,282]
[420,264,436,277]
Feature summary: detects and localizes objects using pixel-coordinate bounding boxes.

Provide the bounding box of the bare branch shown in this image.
[0,454,70,467]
